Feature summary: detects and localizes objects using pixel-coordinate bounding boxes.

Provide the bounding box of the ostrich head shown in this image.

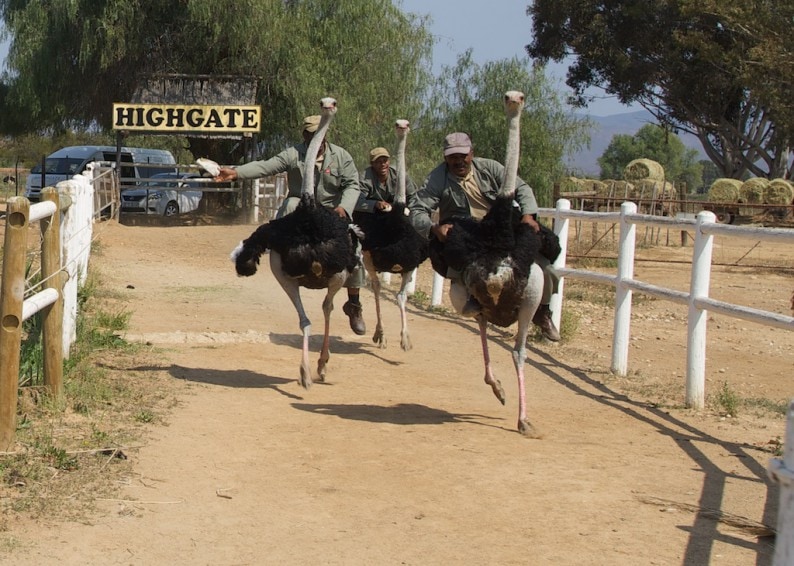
[501,90,525,198]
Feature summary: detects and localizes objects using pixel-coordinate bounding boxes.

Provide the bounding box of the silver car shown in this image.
[121,172,203,216]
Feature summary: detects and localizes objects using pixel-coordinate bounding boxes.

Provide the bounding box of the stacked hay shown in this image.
[739,178,768,216]
[601,179,635,198]
[708,178,742,203]
[764,178,794,205]
[559,176,586,194]
[633,179,678,214]
[623,159,665,183]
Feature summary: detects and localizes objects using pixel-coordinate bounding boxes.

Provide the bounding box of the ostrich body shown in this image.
[232,97,359,387]
[429,90,544,437]
[354,120,428,350]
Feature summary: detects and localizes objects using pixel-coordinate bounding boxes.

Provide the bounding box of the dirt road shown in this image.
[6,221,792,565]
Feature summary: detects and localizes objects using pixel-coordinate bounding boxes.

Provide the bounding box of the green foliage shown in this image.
[0,0,434,170]
[714,380,741,417]
[598,124,703,189]
[526,0,794,180]
[416,51,591,207]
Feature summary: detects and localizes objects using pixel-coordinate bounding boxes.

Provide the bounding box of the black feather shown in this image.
[235,193,358,289]
[430,196,541,327]
[353,203,429,273]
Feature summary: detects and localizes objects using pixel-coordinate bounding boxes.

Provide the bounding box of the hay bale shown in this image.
[739,178,768,216]
[764,179,794,205]
[559,176,586,194]
[623,158,665,182]
[708,178,742,203]
[632,179,676,199]
[601,179,635,198]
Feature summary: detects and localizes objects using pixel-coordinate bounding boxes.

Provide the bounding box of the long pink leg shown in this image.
[318,281,343,382]
[478,314,505,404]
[364,254,386,348]
[397,272,412,351]
[512,264,544,437]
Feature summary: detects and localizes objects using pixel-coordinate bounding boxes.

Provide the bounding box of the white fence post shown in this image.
[406,268,417,294]
[550,199,571,330]
[58,174,94,354]
[769,400,794,565]
[685,210,716,409]
[431,272,444,306]
[611,201,637,376]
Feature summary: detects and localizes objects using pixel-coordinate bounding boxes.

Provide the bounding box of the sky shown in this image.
[397,0,638,116]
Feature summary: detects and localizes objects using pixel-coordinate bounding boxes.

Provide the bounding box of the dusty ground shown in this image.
[4,219,794,565]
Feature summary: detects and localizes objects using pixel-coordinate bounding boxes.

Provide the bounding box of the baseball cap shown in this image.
[369,147,390,162]
[443,132,472,156]
[302,115,321,133]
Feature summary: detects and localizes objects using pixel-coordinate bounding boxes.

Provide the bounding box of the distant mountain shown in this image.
[565,109,707,177]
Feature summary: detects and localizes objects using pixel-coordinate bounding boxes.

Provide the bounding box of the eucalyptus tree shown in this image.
[415,50,591,206]
[0,0,433,166]
[526,0,794,179]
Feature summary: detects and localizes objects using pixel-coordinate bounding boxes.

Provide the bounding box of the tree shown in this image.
[597,124,702,190]
[416,51,591,207]
[0,0,433,167]
[525,0,793,180]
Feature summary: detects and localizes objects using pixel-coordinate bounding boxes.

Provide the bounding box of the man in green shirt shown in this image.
[215,115,367,335]
[356,147,417,212]
[409,132,561,341]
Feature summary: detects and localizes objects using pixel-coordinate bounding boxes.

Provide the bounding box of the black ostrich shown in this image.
[429,90,546,437]
[230,97,360,387]
[354,120,428,350]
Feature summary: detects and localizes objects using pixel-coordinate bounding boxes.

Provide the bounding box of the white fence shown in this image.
[430,198,793,408]
[0,173,95,449]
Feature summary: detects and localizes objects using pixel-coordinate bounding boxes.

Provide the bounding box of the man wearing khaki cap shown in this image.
[408,132,561,341]
[215,114,368,335]
[355,146,417,213]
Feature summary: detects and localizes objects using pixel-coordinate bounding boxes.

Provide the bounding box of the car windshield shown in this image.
[31,157,85,175]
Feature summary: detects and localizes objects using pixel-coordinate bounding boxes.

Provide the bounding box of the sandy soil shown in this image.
[4,219,793,565]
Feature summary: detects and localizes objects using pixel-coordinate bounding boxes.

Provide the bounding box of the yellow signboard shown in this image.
[113,103,261,133]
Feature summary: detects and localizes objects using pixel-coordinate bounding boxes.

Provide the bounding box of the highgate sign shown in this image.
[112,103,261,134]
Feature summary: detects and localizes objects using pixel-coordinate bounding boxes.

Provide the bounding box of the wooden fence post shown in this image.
[0,197,30,450]
[40,187,64,399]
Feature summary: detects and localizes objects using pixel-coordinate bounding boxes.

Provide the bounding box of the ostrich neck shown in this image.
[395,134,407,204]
[502,113,521,198]
[302,117,333,195]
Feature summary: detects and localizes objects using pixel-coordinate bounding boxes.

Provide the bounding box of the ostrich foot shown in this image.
[518,419,543,438]
[400,333,412,351]
[372,326,387,349]
[299,364,313,389]
[316,361,327,383]
[486,378,506,405]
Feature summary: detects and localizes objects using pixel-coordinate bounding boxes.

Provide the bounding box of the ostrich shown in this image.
[429,90,545,437]
[231,97,359,387]
[354,120,429,350]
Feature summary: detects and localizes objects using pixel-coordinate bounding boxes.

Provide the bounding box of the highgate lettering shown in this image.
[113,103,261,133]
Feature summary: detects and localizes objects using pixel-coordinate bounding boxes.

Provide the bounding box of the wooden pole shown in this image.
[0,197,30,450]
[40,187,64,399]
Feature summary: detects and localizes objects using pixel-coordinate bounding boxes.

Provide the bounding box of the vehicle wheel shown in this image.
[715,211,733,224]
[164,201,179,216]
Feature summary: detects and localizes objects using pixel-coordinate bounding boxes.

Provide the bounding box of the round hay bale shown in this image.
[579,178,607,195]
[764,179,794,205]
[623,158,665,182]
[632,179,675,199]
[739,178,768,216]
[708,178,742,203]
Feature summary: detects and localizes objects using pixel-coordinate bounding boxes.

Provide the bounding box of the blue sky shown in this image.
[397,0,638,116]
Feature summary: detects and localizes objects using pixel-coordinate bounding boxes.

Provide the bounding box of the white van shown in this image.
[25,145,176,201]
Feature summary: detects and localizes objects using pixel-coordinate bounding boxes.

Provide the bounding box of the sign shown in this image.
[113,103,261,133]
